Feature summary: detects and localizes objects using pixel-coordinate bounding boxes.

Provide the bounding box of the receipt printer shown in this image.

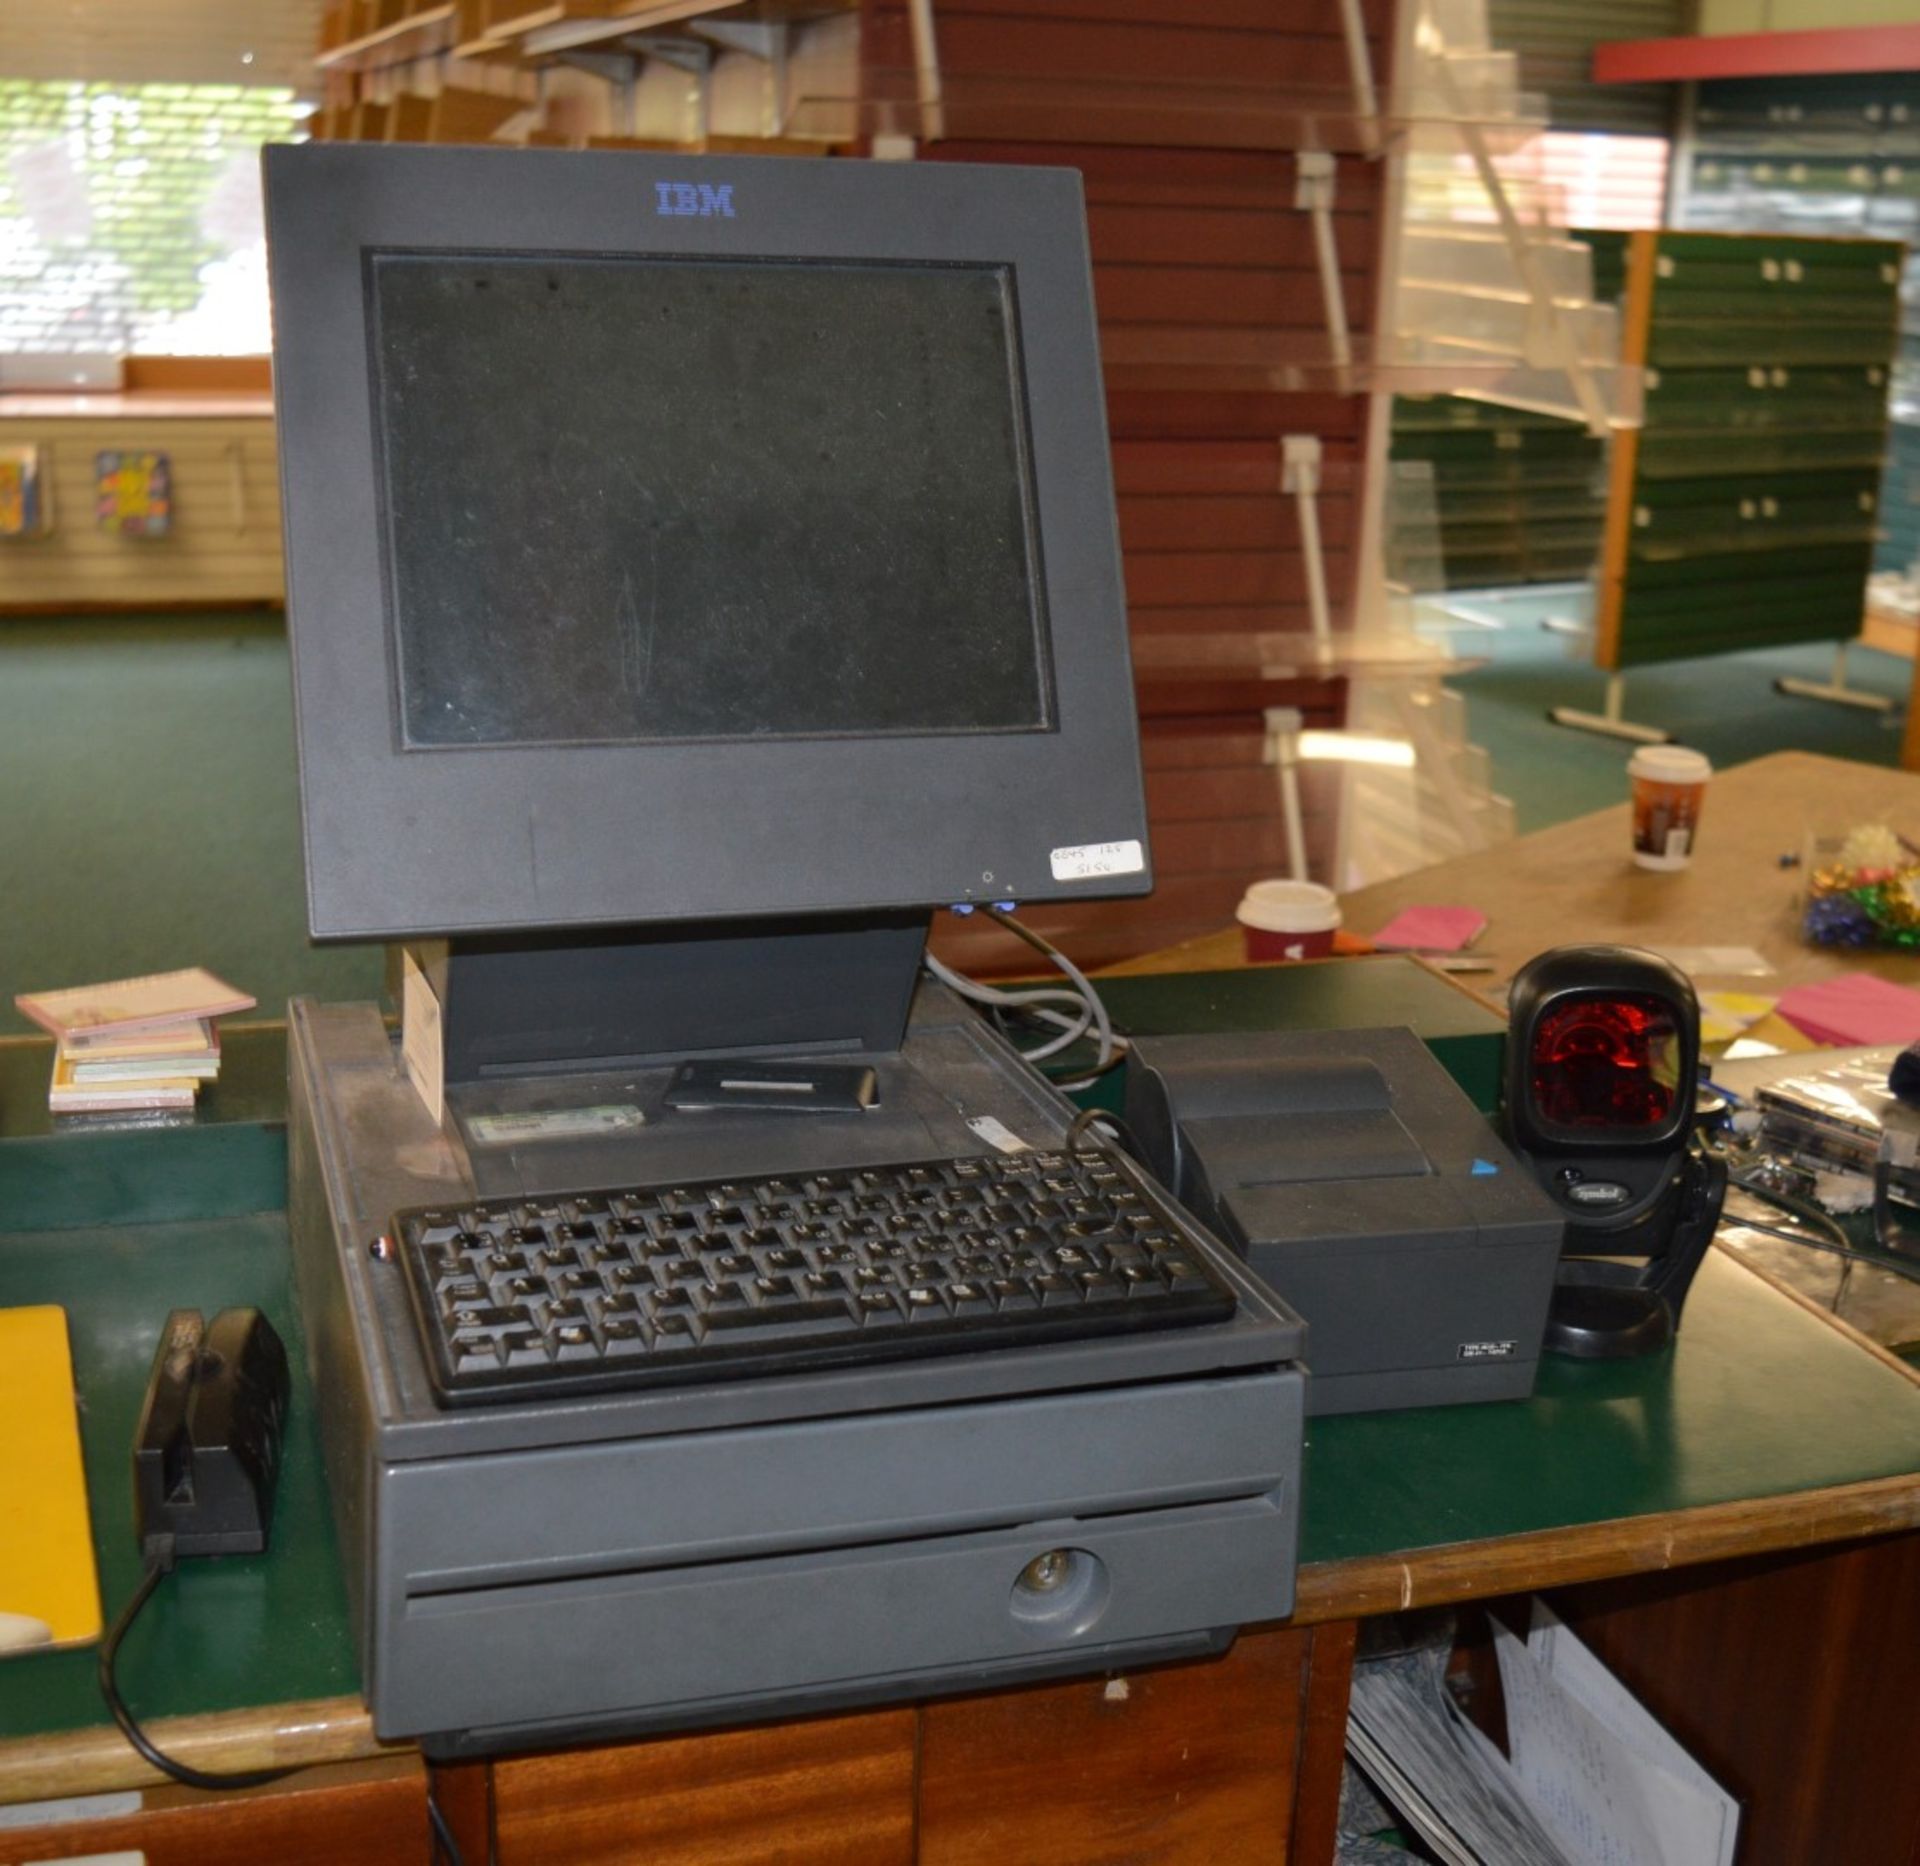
[1125,1027,1564,1414]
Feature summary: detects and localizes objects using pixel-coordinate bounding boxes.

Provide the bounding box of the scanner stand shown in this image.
[1545,1149,1727,1360]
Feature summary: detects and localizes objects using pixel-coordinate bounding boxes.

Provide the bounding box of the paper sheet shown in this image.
[1495,1608,1738,1866]
[1372,906,1489,953]
[401,947,445,1127]
[1775,973,1920,1050]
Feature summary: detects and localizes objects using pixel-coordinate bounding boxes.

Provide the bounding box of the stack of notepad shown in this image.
[14,967,256,1115]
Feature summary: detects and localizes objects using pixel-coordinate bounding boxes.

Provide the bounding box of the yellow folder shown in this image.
[0,1306,102,1652]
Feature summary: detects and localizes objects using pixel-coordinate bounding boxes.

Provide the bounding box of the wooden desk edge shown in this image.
[0,1694,389,1805]
[15,1461,1920,1802]
[1289,1467,1920,1626]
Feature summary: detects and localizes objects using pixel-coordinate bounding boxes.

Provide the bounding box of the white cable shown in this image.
[983,909,1116,1073]
[923,954,1094,1062]
[924,910,1121,1080]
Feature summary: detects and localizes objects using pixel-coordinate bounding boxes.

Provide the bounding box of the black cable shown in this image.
[1724,1180,1920,1287]
[428,1786,470,1866]
[1037,1048,1128,1086]
[981,903,1063,963]
[1725,1172,1855,1251]
[98,1558,299,1791]
[1065,1105,1147,1162]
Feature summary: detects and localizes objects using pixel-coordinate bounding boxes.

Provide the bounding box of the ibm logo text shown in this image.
[655,182,736,218]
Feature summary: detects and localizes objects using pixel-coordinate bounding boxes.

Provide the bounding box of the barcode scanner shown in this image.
[1505,947,1726,1359]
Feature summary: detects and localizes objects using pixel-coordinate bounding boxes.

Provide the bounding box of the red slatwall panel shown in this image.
[867,0,1392,971]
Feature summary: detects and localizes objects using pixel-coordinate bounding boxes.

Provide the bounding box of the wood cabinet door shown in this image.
[1555,1531,1920,1866]
[438,1624,1358,1865]
[916,1624,1355,1866]
[477,1707,916,1866]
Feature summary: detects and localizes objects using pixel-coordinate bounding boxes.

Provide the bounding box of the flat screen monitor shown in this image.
[266,146,1148,940]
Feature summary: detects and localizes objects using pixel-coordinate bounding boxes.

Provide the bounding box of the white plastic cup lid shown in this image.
[1628,745,1712,785]
[1236,879,1343,935]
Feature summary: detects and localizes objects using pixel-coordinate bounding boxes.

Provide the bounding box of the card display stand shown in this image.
[1554,228,1904,741]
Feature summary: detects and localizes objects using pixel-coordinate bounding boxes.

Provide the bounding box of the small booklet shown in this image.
[16,968,254,1041]
[48,1054,200,1113]
[60,1020,219,1083]
[62,1016,215,1057]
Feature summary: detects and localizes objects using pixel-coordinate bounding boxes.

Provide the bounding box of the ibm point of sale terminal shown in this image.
[265,143,1306,1756]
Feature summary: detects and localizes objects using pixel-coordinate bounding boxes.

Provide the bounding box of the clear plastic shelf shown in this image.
[1099,329,1643,430]
[1130,629,1481,683]
[785,74,1550,156]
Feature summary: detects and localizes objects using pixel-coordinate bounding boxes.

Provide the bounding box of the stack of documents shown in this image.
[16,967,255,1114]
[1347,1604,1738,1866]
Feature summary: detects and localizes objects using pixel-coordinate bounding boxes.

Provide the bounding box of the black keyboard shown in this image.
[394,1147,1237,1405]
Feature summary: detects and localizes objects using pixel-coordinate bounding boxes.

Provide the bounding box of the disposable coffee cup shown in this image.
[1627,745,1711,872]
[1236,879,1342,962]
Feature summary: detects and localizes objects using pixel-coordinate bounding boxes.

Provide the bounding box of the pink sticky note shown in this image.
[1775,973,1920,1049]
[1371,906,1489,953]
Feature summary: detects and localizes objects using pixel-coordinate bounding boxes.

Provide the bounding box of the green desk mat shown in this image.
[10,1221,1920,1745]
[1302,1248,1920,1565]
[0,1215,357,1740]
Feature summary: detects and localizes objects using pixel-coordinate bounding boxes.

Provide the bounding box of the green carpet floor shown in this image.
[1437,584,1909,834]
[0,602,1909,1036]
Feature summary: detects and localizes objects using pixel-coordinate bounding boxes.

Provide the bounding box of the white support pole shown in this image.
[1264,707,1312,883]
[906,0,944,143]
[1282,434,1334,648]
[1549,672,1672,743]
[1334,0,1380,150]
[1773,641,1896,713]
[1294,153,1353,378]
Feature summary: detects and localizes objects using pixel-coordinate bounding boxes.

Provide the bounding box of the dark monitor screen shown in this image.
[266,147,1149,939]
[370,252,1052,748]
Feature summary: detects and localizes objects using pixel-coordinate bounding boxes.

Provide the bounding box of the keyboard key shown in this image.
[602,1319,647,1357]
[452,1336,502,1374]
[703,1300,857,1342]
[550,1323,599,1363]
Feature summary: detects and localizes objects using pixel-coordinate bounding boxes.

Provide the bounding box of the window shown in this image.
[0,79,307,356]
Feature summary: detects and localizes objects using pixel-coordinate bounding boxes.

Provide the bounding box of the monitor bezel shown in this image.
[266,145,1150,941]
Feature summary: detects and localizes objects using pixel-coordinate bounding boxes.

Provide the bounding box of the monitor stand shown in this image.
[415,910,930,1079]
[405,910,950,1202]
